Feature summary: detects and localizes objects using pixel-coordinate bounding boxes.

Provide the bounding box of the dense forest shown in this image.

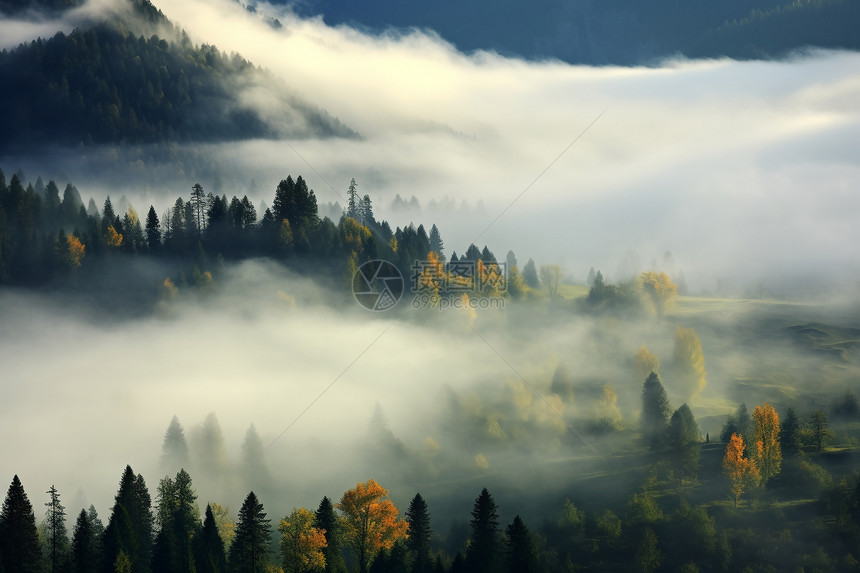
[0,0,355,154]
[2,386,859,572]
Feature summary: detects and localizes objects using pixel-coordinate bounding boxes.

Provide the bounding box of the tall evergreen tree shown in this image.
[71,509,97,573]
[101,466,153,573]
[190,183,207,235]
[102,196,117,234]
[195,504,227,573]
[780,407,802,457]
[666,404,701,486]
[43,484,70,573]
[405,493,432,573]
[0,475,41,573]
[228,491,272,573]
[522,258,540,288]
[505,515,537,573]
[315,496,345,573]
[641,372,672,450]
[429,225,443,257]
[161,415,190,474]
[153,469,201,573]
[346,178,358,220]
[145,206,161,252]
[465,488,500,573]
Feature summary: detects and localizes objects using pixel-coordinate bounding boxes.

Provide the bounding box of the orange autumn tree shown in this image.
[752,403,782,483]
[66,234,85,268]
[338,479,409,573]
[722,433,760,507]
[278,507,327,573]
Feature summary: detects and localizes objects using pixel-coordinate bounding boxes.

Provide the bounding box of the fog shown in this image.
[1,0,860,534]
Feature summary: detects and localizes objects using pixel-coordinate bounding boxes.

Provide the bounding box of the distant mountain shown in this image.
[291,0,860,64]
[0,0,356,154]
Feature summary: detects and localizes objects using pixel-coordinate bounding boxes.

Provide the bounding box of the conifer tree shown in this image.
[160,415,190,475]
[0,475,41,573]
[43,484,70,573]
[505,515,537,573]
[315,496,345,573]
[465,488,500,573]
[667,404,701,486]
[641,372,672,450]
[405,493,432,573]
[780,407,802,457]
[195,505,227,573]
[71,509,97,573]
[101,466,152,573]
[228,491,272,573]
[145,206,161,252]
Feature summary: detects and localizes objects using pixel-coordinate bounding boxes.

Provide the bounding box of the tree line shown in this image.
[0,169,516,300]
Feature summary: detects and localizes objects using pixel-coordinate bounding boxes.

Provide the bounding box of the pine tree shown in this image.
[429,225,444,258]
[522,258,540,289]
[405,493,432,573]
[347,178,358,220]
[641,372,672,450]
[102,196,116,234]
[465,488,500,573]
[505,515,537,573]
[195,505,227,573]
[160,415,190,475]
[101,466,153,573]
[315,496,345,573]
[228,491,272,573]
[667,404,701,486]
[190,183,207,235]
[0,475,41,573]
[43,484,70,573]
[780,407,802,457]
[71,509,97,573]
[145,206,161,252]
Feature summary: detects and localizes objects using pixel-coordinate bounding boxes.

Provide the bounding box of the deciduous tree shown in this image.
[639,271,677,319]
[278,507,326,573]
[673,326,707,403]
[752,403,782,483]
[338,480,408,573]
[722,433,760,507]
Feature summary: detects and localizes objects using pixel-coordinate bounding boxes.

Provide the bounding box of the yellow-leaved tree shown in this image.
[722,433,760,507]
[673,326,707,403]
[752,403,782,483]
[639,271,677,319]
[66,234,85,268]
[105,225,123,248]
[634,346,660,381]
[337,479,409,573]
[278,507,327,573]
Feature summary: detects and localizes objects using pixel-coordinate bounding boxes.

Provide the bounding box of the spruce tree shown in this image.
[780,407,802,457]
[465,488,500,573]
[641,372,672,450]
[160,415,190,475]
[72,509,97,573]
[195,504,227,573]
[0,475,41,573]
[43,484,70,573]
[102,466,153,573]
[228,491,272,573]
[667,404,701,486]
[145,206,161,252]
[315,496,345,573]
[405,493,432,573]
[505,515,537,573]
